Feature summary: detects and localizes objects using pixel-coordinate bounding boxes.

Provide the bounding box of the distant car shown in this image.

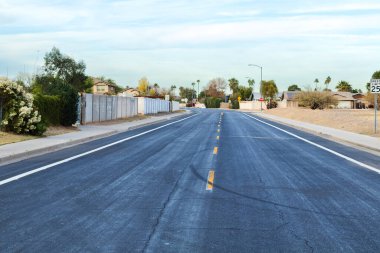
[195,103,206,108]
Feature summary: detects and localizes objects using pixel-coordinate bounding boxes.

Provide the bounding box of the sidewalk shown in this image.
[254,112,380,153]
[0,111,189,165]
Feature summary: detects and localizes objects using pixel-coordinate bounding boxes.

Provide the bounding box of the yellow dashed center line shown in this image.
[217,129,220,133]
[213,147,218,154]
[216,136,219,140]
[206,170,215,190]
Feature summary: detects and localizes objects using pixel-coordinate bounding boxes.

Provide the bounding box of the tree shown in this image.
[247,79,255,88]
[260,80,278,100]
[205,78,226,99]
[352,88,362,93]
[228,78,239,94]
[287,84,301,91]
[237,86,253,101]
[149,89,156,96]
[207,78,227,95]
[137,77,149,95]
[179,86,195,102]
[325,76,331,90]
[170,85,176,96]
[336,81,352,92]
[372,70,380,79]
[314,78,319,90]
[43,47,91,92]
[296,91,338,110]
[191,82,195,100]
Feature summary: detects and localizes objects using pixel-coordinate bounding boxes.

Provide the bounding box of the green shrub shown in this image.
[33,94,61,126]
[266,100,277,109]
[33,80,79,126]
[231,100,239,109]
[296,91,338,110]
[205,97,222,108]
[50,84,78,126]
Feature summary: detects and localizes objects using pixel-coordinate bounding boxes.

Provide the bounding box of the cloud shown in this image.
[290,2,380,14]
[1,0,380,89]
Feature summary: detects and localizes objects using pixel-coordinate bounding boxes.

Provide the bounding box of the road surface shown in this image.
[1,109,380,252]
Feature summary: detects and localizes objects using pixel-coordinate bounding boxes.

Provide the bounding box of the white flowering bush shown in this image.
[0,78,45,135]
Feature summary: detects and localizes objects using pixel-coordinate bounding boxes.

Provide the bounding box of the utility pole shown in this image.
[248,64,263,100]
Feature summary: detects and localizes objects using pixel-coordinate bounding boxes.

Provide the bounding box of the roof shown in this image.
[282,91,300,101]
[92,78,117,87]
[331,92,356,101]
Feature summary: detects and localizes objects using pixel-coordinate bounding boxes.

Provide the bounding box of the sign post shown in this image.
[259,98,264,112]
[370,79,380,133]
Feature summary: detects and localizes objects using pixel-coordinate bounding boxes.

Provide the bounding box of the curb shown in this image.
[0,111,192,166]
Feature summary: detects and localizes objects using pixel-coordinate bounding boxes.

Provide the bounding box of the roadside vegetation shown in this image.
[0,78,45,135]
[296,91,338,110]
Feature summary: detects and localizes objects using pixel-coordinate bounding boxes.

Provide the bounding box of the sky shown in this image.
[1,0,380,92]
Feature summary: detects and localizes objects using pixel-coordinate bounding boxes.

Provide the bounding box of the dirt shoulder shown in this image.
[263,108,380,138]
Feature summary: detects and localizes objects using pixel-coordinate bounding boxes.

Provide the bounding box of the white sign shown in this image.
[371,79,380,93]
[165,95,170,101]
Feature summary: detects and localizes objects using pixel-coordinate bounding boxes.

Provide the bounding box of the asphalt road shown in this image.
[1,109,380,252]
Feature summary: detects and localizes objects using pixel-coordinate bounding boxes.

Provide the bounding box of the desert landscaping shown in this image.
[264,108,380,138]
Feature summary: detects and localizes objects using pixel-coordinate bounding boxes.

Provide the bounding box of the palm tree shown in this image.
[314,78,319,90]
[324,76,331,91]
[228,78,239,95]
[260,80,278,100]
[196,80,200,100]
[336,81,352,92]
[153,83,159,95]
[247,79,255,87]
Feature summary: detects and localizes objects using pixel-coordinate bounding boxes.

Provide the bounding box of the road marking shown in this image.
[218,124,220,127]
[243,113,380,174]
[206,170,215,190]
[0,113,199,186]
[216,136,220,140]
[217,129,220,133]
[213,147,218,154]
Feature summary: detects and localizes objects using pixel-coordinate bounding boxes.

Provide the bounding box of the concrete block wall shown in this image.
[82,93,138,124]
[137,97,171,115]
[171,101,180,111]
[239,101,267,110]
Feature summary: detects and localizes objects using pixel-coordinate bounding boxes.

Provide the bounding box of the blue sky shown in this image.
[1,0,380,92]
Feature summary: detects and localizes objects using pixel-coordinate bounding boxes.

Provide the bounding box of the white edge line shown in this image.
[0,113,199,186]
[243,113,380,174]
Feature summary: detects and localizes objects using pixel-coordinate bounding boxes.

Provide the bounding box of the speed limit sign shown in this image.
[370,79,379,134]
[371,79,380,93]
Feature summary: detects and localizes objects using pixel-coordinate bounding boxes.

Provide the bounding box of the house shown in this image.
[278,91,300,108]
[331,92,356,109]
[92,78,117,95]
[352,93,368,109]
[118,88,140,97]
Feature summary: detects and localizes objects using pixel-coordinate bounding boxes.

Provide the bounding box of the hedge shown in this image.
[205,97,222,108]
[33,94,61,126]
